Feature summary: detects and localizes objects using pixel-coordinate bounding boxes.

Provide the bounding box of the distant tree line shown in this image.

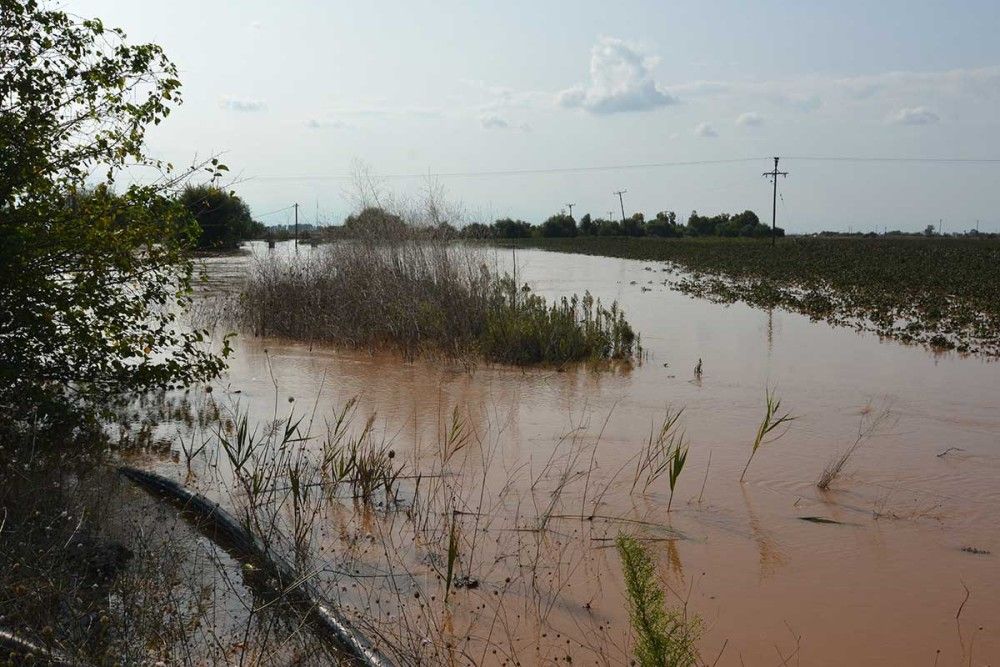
[814,226,997,239]
[457,209,780,240]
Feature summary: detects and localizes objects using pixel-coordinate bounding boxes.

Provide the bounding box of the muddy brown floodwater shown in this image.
[175,242,998,666]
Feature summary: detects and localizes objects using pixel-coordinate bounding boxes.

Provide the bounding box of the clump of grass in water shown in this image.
[631,409,689,511]
[740,386,796,482]
[616,534,701,667]
[817,400,893,490]
[237,237,639,365]
[481,283,638,364]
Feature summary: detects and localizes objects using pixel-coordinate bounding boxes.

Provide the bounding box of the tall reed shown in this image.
[740,387,795,482]
[236,238,639,365]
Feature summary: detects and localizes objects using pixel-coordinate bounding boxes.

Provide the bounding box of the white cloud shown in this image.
[694,122,717,138]
[558,37,677,114]
[888,106,941,125]
[736,111,763,127]
[305,118,350,129]
[480,114,509,129]
[773,92,822,112]
[479,113,530,132]
[220,97,266,112]
[350,106,443,119]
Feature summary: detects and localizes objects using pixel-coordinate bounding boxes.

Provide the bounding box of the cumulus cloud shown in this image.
[666,80,730,97]
[220,97,266,112]
[479,113,530,131]
[558,37,676,114]
[773,92,821,112]
[694,122,717,138]
[736,111,763,127]
[888,106,940,125]
[305,118,350,129]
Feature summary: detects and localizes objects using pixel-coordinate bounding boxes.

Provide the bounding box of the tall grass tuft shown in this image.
[632,409,689,511]
[740,387,796,482]
[616,534,701,667]
[236,238,638,365]
[817,401,893,490]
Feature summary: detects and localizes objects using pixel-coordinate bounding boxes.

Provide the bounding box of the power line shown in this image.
[784,156,1000,164]
[762,157,788,246]
[255,204,296,218]
[250,157,767,182]
[247,155,1000,184]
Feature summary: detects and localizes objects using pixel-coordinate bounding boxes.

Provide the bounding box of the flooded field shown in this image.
[168,242,999,665]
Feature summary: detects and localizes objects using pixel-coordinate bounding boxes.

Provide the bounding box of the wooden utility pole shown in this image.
[762,157,788,246]
[613,190,627,221]
[293,202,299,247]
[565,203,575,218]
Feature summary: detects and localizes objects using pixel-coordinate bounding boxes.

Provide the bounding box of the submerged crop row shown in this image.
[509,236,1000,356]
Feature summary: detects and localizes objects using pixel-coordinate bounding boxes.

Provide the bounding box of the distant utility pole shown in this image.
[565,203,575,218]
[613,190,627,222]
[294,202,299,247]
[762,157,788,246]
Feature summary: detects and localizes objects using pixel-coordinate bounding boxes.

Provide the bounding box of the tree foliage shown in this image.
[180,185,260,249]
[344,206,408,238]
[540,213,577,238]
[0,0,229,414]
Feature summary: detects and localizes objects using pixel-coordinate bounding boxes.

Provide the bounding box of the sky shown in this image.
[68,0,1000,232]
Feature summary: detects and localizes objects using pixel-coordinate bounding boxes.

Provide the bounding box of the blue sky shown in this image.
[71,0,1000,232]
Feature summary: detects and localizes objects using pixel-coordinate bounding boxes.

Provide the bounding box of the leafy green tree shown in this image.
[646,210,681,237]
[492,217,533,238]
[460,222,492,238]
[540,212,577,238]
[687,210,770,238]
[622,212,646,237]
[596,218,623,236]
[180,185,258,249]
[578,213,595,236]
[0,0,230,415]
[344,206,408,238]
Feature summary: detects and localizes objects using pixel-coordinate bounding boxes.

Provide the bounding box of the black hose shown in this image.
[0,629,80,666]
[117,466,394,667]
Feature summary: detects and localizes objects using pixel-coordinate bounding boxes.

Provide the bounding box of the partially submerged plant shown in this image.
[740,387,796,482]
[632,409,689,511]
[666,442,688,513]
[236,239,640,366]
[818,401,894,490]
[616,534,701,667]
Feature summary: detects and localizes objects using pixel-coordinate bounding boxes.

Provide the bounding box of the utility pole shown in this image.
[565,203,575,219]
[762,157,788,246]
[613,190,627,222]
[294,202,299,247]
